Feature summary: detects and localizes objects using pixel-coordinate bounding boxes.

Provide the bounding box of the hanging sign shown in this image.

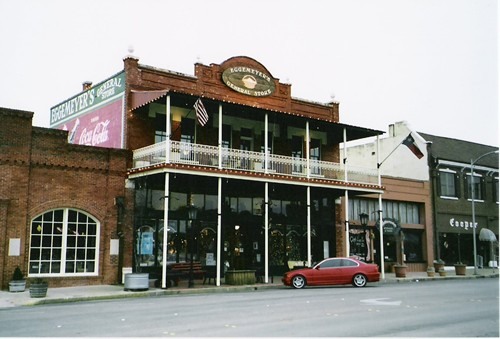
[222,66,275,97]
[375,218,401,235]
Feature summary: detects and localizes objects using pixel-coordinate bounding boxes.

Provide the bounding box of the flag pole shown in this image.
[377,137,405,168]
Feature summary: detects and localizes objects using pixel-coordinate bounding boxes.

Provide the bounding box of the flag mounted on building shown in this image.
[193,98,209,126]
[402,133,424,159]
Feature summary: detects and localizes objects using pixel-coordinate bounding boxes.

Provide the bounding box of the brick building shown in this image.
[3,55,386,289]
[0,107,132,289]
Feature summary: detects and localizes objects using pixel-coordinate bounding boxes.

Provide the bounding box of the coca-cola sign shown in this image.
[64,99,123,148]
[51,72,125,149]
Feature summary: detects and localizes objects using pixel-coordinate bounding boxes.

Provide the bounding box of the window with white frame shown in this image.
[466,173,483,201]
[29,209,99,276]
[494,177,499,203]
[439,170,457,198]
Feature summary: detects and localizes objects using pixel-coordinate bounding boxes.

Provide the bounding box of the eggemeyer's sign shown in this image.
[222,66,275,97]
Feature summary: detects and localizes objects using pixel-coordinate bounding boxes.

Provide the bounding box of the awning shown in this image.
[130,89,169,111]
[479,228,497,242]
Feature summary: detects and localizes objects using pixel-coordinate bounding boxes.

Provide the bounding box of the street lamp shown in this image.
[359,213,369,262]
[470,150,499,275]
[187,204,198,288]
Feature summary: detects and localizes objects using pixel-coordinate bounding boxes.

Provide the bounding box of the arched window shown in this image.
[29,209,100,276]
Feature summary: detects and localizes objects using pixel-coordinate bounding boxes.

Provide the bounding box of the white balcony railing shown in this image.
[132,141,378,185]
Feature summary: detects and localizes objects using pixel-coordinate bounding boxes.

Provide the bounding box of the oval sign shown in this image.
[222,66,275,97]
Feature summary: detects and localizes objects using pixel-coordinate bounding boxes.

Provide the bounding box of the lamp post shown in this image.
[187,204,198,288]
[470,150,498,275]
[359,213,369,262]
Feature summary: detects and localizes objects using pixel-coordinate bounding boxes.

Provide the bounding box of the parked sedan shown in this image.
[282,257,380,288]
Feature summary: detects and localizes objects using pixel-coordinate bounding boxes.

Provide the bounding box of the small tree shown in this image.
[12,266,24,281]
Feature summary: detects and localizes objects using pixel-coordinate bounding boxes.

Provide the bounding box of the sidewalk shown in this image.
[1,267,497,309]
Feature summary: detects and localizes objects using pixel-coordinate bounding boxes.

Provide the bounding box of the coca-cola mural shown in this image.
[51,72,125,149]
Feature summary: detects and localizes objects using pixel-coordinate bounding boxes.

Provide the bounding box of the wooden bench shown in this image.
[165,262,206,287]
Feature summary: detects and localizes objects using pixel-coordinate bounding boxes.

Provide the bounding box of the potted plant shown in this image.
[426,266,435,277]
[9,266,26,292]
[29,278,48,298]
[438,267,447,277]
[433,259,445,273]
[454,262,467,275]
[393,264,408,278]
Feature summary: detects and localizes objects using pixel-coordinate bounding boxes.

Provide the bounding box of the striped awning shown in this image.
[130,89,169,111]
[479,228,497,242]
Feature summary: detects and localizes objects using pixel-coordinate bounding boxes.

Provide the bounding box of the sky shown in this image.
[1,0,498,146]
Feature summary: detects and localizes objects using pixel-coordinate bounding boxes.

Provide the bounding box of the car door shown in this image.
[315,258,343,285]
[339,258,359,284]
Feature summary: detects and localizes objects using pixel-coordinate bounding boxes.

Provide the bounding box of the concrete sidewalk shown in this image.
[1,267,497,309]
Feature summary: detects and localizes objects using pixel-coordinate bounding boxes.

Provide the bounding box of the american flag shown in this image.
[194,98,209,126]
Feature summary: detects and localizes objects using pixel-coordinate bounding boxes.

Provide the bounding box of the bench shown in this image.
[165,262,206,287]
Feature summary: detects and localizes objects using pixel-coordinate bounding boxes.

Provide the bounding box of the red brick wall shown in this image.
[0,107,132,289]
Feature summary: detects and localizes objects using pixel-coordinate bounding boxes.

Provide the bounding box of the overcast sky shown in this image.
[1,0,498,146]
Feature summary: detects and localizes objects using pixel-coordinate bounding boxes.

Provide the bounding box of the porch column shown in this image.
[166,95,171,163]
[306,121,310,178]
[161,173,170,288]
[307,186,312,266]
[264,113,269,173]
[264,182,269,282]
[218,104,223,169]
[343,128,350,257]
[217,177,222,286]
[377,135,385,279]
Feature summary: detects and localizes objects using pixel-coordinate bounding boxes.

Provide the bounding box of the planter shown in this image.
[454,264,467,276]
[9,280,26,292]
[29,282,48,298]
[124,273,149,291]
[225,270,256,285]
[393,265,408,278]
[434,262,445,273]
[426,267,435,277]
[438,269,447,277]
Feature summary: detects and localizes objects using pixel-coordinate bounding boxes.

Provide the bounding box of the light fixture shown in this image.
[359,213,369,227]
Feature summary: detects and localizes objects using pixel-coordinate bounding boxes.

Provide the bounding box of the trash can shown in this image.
[476,255,483,269]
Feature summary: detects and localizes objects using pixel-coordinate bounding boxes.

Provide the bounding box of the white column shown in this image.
[161,173,170,288]
[343,128,350,257]
[166,95,171,163]
[377,135,385,279]
[306,121,310,178]
[217,177,222,286]
[218,104,223,169]
[307,186,312,266]
[264,182,269,283]
[264,113,269,173]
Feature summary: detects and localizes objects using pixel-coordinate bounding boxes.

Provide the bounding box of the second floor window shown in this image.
[466,174,484,201]
[439,170,458,198]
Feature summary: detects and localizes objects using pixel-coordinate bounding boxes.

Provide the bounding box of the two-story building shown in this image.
[46,55,385,287]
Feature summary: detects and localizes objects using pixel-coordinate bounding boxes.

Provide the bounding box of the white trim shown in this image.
[440,196,459,200]
[438,159,498,173]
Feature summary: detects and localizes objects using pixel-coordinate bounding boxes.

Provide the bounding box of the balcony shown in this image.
[131,141,378,185]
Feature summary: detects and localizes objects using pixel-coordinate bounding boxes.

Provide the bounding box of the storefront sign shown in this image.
[50,72,125,126]
[50,72,125,149]
[222,66,275,97]
[375,218,401,235]
[449,218,477,231]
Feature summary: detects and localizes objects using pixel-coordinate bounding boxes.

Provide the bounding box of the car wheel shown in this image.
[352,273,367,287]
[291,275,306,289]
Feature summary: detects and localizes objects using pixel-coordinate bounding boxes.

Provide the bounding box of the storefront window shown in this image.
[29,209,99,276]
[403,230,423,262]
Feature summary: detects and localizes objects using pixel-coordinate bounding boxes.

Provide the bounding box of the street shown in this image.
[0,278,498,337]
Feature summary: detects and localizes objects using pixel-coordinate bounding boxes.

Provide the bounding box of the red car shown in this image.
[282,257,380,288]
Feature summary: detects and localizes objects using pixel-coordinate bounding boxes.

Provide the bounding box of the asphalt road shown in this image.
[0,278,498,337]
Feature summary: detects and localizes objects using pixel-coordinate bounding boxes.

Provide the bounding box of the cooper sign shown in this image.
[222,66,275,97]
